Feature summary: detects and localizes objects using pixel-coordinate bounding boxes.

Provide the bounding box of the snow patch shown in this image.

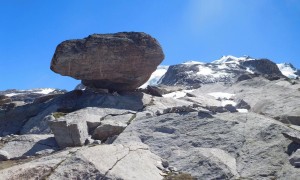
[246,67,255,74]
[182,61,204,65]
[221,100,237,106]
[3,88,55,97]
[140,66,169,88]
[196,65,230,78]
[5,93,23,97]
[212,55,255,65]
[208,92,235,100]
[277,63,298,79]
[217,64,229,70]
[35,88,55,94]
[237,109,249,113]
[197,66,214,75]
[163,90,194,99]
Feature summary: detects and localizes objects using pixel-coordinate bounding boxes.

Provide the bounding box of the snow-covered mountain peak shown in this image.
[277,63,298,79]
[182,60,204,65]
[0,88,66,104]
[141,55,299,89]
[212,55,255,64]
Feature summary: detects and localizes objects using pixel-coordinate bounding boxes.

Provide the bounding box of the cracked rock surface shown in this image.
[0,143,163,180]
[0,134,58,160]
[115,112,300,179]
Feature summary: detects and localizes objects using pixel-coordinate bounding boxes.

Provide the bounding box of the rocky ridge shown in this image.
[159,55,297,88]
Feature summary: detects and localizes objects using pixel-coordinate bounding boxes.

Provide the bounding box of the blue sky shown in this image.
[1,0,300,90]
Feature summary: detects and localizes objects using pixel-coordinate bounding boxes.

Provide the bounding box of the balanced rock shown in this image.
[51,32,164,91]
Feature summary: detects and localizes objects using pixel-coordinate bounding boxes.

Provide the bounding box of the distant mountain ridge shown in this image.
[0,88,66,104]
[144,55,299,87]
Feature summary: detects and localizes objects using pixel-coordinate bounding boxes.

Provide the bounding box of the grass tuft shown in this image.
[52,112,67,119]
[163,172,197,180]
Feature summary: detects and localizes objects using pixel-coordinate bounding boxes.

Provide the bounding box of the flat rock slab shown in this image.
[115,112,299,179]
[146,96,198,116]
[0,134,58,160]
[51,32,164,91]
[0,143,163,180]
[282,131,300,144]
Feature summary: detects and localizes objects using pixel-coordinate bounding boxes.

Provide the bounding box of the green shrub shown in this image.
[52,112,67,119]
[127,114,137,125]
[163,172,196,180]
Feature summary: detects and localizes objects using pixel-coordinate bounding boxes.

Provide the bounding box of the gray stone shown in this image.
[289,149,300,167]
[0,90,146,136]
[0,134,58,160]
[224,104,238,113]
[189,78,300,125]
[49,116,89,148]
[51,32,164,91]
[0,143,163,180]
[146,96,198,116]
[235,99,251,110]
[282,131,300,144]
[84,136,93,145]
[92,113,134,141]
[162,159,169,168]
[0,148,76,179]
[92,140,101,145]
[49,107,137,147]
[0,150,10,160]
[115,112,299,179]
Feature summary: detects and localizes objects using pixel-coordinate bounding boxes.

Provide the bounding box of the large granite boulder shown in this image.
[51,32,164,91]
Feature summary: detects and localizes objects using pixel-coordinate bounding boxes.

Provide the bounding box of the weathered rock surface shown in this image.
[289,149,300,167]
[51,32,164,91]
[145,96,198,116]
[0,148,76,179]
[0,150,10,161]
[0,134,58,160]
[241,59,285,80]
[0,90,146,136]
[282,131,300,144]
[115,112,300,179]
[92,113,135,141]
[0,143,163,180]
[49,107,137,147]
[192,77,300,125]
[49,116,89,148]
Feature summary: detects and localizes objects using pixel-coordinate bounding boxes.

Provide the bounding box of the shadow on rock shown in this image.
[286,142,300,156]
